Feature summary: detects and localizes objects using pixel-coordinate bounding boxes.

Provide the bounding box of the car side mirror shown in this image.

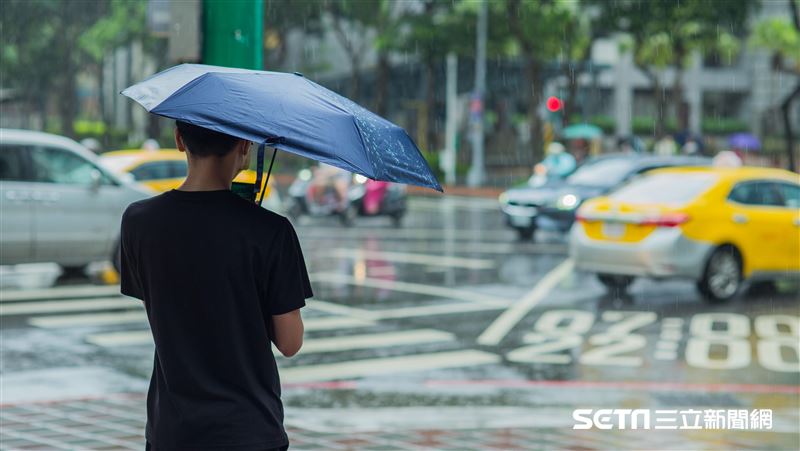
[89,169,102,191]
[119,172,136,184]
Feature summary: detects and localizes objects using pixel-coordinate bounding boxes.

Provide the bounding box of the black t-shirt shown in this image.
[119,189,312,450]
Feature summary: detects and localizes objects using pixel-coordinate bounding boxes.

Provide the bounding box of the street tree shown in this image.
[262,0,324,70]
[588,0,755,136]
[751,0,800,169]
[502,0,582,160]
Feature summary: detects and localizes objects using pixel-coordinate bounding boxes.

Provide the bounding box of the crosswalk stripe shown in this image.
[29,311,147,328]
[329,248,495,269]
[0,297,136,316]
[373,302,505,319]
[277,329,454,355]
[85,330,150,347]
[310,272,511,307]
[83,317,382,347]
[0,285,121,303]
[279,350,500,383]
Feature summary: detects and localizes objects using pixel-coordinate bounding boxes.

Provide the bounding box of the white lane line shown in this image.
[409,197,498,211]
[276,329,454,355]
[329,248,495,269]
[29,310,146,328]
[0,285,121,302]
[84,316,381,347]
[280,350,500,383]
[0,297,137,316]
[477,259,574,346]
[374,302,506,319]
[298,228,513,242]
[311,299,506,320]
[310,272,512,308]
[85,330,151,347]
[307,299,376,320]
[298,316,377,331]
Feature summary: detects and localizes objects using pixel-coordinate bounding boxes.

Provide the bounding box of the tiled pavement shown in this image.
[0,394,796,450]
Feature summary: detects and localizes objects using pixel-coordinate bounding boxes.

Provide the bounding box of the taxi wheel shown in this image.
[698,246,742,303]
[597,273,634,294]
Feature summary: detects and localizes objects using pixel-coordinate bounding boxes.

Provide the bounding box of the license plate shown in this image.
[511,215,532,227]
[602,221,625,238]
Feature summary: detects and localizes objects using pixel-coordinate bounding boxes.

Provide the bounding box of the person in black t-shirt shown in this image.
[120,121,311,451]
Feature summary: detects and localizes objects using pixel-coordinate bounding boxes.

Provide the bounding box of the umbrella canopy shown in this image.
[727,133,761,152]
[122,64,442,191]
[562,124,603,140]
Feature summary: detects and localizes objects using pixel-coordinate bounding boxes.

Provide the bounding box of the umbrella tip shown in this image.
[293,72,304,77]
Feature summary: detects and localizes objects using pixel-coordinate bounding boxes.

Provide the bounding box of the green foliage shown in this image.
[79,0,148,62]
[587,0,756,69]
[702,117,749,135]
[750,17,800,69]
[632,116,679,135]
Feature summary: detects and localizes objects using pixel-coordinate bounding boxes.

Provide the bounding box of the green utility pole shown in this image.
[202,0,263,69]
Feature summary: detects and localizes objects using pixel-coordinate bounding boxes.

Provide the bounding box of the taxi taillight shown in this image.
[640,212,690,228]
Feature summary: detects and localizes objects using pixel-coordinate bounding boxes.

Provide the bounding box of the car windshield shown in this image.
[610,172,719,205]
[98,155,140,174]
[566,158,636,187]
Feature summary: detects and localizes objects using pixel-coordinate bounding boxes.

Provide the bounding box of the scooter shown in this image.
[286,169,406,226]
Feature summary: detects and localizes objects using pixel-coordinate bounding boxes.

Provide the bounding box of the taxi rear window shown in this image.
[610,172,718,204]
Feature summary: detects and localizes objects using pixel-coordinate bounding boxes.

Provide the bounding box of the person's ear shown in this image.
[175,128,186,153]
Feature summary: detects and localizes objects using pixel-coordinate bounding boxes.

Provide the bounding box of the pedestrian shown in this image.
[120,120,311,451]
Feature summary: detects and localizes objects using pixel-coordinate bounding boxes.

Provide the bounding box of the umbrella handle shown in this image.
[258,147,277,207]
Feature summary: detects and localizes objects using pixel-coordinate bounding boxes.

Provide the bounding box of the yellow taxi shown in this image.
[570,166,800,301]
[99,149,275,202]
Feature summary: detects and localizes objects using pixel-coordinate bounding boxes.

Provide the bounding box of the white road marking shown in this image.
[85,330,151,347]
[275,329,454,355]
[409,196,498,211]
[477,259,574,346]
[374,302,506,319]
[310,299,506,321]
[279,350,500,383]
[0,297,137,316]
[296,316,377,331]
[298,227,513,242]
[0,285,121,302]
[310,272,511,307]
[329,248,495,270]
[29,311,147,328]
[83,316,383,347]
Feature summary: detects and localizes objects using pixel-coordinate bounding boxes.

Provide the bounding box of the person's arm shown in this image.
[272,309,304,357]
[263,218,313,357]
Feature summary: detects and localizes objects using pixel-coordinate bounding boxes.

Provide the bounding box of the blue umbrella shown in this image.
[122,64,442,198]
[727,133,760,152]
[562,124,602,140]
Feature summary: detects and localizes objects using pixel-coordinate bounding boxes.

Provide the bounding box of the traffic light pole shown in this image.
[467,0,487,187]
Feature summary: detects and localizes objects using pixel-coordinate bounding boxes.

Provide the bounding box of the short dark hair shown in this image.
[175,120,242,157]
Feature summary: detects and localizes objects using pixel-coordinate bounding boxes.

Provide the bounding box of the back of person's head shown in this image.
[176,120,241,157]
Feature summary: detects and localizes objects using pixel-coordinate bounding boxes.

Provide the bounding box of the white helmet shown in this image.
[546,142,565,156]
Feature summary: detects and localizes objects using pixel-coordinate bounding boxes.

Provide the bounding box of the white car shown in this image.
[0,129,151,274]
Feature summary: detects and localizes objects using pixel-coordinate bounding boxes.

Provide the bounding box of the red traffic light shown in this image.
[546,96,562,112]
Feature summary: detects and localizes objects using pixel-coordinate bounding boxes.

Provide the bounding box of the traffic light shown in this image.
[546,96,562,112]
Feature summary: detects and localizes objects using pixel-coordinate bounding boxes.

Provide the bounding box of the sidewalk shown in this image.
[1,394,795,450]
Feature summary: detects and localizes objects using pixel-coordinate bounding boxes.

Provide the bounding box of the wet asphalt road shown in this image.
[1,195,798,447]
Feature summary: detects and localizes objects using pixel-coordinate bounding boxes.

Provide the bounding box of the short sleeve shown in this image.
[119,210,144,300]
[264,218,312,315]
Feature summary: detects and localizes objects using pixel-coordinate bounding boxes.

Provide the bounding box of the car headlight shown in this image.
[298,169,312,181]
[557,193,580,210]
[498,192,508,204]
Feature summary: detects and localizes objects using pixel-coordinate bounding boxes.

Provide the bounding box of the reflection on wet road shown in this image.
[1,196,798,448]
